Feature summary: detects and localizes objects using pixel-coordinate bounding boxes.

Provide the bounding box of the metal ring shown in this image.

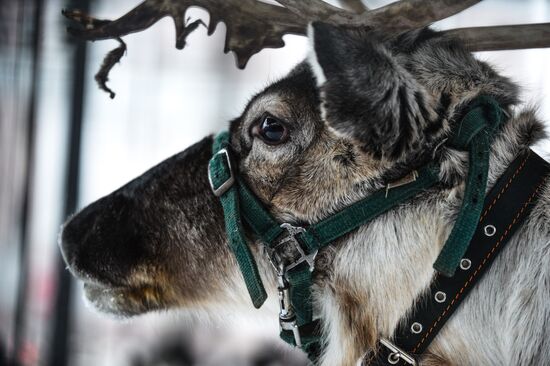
[435,291,446,303]
[410,322,423,334]
[388,353,400,364]
[460,258,472,270]
[484,224,497,237]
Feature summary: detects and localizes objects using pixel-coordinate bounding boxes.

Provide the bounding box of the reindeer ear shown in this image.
[307,22,441,161]
[307,22,367,87]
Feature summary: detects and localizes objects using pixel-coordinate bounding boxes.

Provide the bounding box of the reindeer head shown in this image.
[60,1,547,320]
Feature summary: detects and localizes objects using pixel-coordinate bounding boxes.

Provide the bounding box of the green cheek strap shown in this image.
[208,132,267,308]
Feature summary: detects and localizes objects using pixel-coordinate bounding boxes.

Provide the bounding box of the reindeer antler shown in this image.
[63,0,550,98]
[445,23,550,52]
[63,1,310,68]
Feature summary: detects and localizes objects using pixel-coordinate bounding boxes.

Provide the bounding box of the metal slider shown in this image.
[385,170,419,198]
[280,223,317,272]
[268,223,318,274]
[208,148,235,197]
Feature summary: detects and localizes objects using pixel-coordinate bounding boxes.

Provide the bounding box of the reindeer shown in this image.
[59,1,550,365]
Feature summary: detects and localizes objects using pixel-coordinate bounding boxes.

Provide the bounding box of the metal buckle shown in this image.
[379,338,417,365]
[208,148,235,197]
[269,223,318,274]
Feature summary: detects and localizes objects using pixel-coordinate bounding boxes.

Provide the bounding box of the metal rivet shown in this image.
[411,322,423,334]
[435,291,446,303]
[460,258,472,270]
[388,353,400,364]
[484,224,497,237]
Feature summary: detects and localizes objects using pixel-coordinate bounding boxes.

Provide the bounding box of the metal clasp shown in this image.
[270,223,318,274]
[208,148,235,197]
[268,225,316,349]
[277,264,302,348]
[379,338,417,365]
[385,170,418,198]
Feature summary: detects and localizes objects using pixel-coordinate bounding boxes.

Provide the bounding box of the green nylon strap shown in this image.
[239,181,314,327]
[238,180,315,327]
[209,133,320,355]
[212,130,228,153]
[209,133,267,308]
[279,265,320,362]
[434,96,503,276]
[238,182,284,245]
[299,165,440,252]
[237,180,316,328]
[286,263,314,326]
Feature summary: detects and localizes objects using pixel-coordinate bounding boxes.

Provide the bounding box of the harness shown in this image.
[207,96,550,364]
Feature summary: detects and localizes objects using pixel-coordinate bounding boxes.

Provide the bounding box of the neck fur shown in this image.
[316,108,546,365]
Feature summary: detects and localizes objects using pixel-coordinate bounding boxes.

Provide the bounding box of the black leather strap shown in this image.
[365,149,550,366]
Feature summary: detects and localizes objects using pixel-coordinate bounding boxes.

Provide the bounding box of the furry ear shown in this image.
[307,22,441,161]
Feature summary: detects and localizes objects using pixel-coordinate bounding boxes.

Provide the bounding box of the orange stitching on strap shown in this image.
[412,181,543,354]
[479,153,530,223]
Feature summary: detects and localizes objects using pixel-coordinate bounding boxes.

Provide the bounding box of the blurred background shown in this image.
[1,0,549,365]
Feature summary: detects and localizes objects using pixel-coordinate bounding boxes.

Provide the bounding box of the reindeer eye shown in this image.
[253,115,289,145]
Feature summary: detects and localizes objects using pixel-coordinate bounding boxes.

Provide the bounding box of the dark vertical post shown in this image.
[47,1,90,365]
[10,0,44,365]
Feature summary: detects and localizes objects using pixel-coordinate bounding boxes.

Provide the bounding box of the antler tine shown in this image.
[274,0,350,20]
[63,0,484,67]
[339,0,369,14]
[63,0,309,96]
[65,0,550,99]
[346,0,482,30]
[444,23,550,52]
[63,1,307,54]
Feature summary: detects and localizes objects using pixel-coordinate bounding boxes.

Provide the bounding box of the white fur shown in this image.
[307,23,327,87]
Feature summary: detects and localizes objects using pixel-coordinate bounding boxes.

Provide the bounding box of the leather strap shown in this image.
[366,149,550,365]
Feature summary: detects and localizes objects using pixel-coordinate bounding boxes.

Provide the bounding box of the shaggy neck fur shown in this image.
[314,109,547,365]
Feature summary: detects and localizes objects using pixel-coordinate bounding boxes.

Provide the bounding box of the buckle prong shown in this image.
[379,338,417,366]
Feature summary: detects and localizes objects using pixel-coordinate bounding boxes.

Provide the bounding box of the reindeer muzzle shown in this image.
[59,136,222,291]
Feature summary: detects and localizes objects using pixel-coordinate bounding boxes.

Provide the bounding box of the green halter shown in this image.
[208,96,503,360]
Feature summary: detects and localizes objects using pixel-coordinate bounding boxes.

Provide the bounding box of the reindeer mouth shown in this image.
[65,260,169,317]
[60,243,168,317]
[82,281,168,317]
